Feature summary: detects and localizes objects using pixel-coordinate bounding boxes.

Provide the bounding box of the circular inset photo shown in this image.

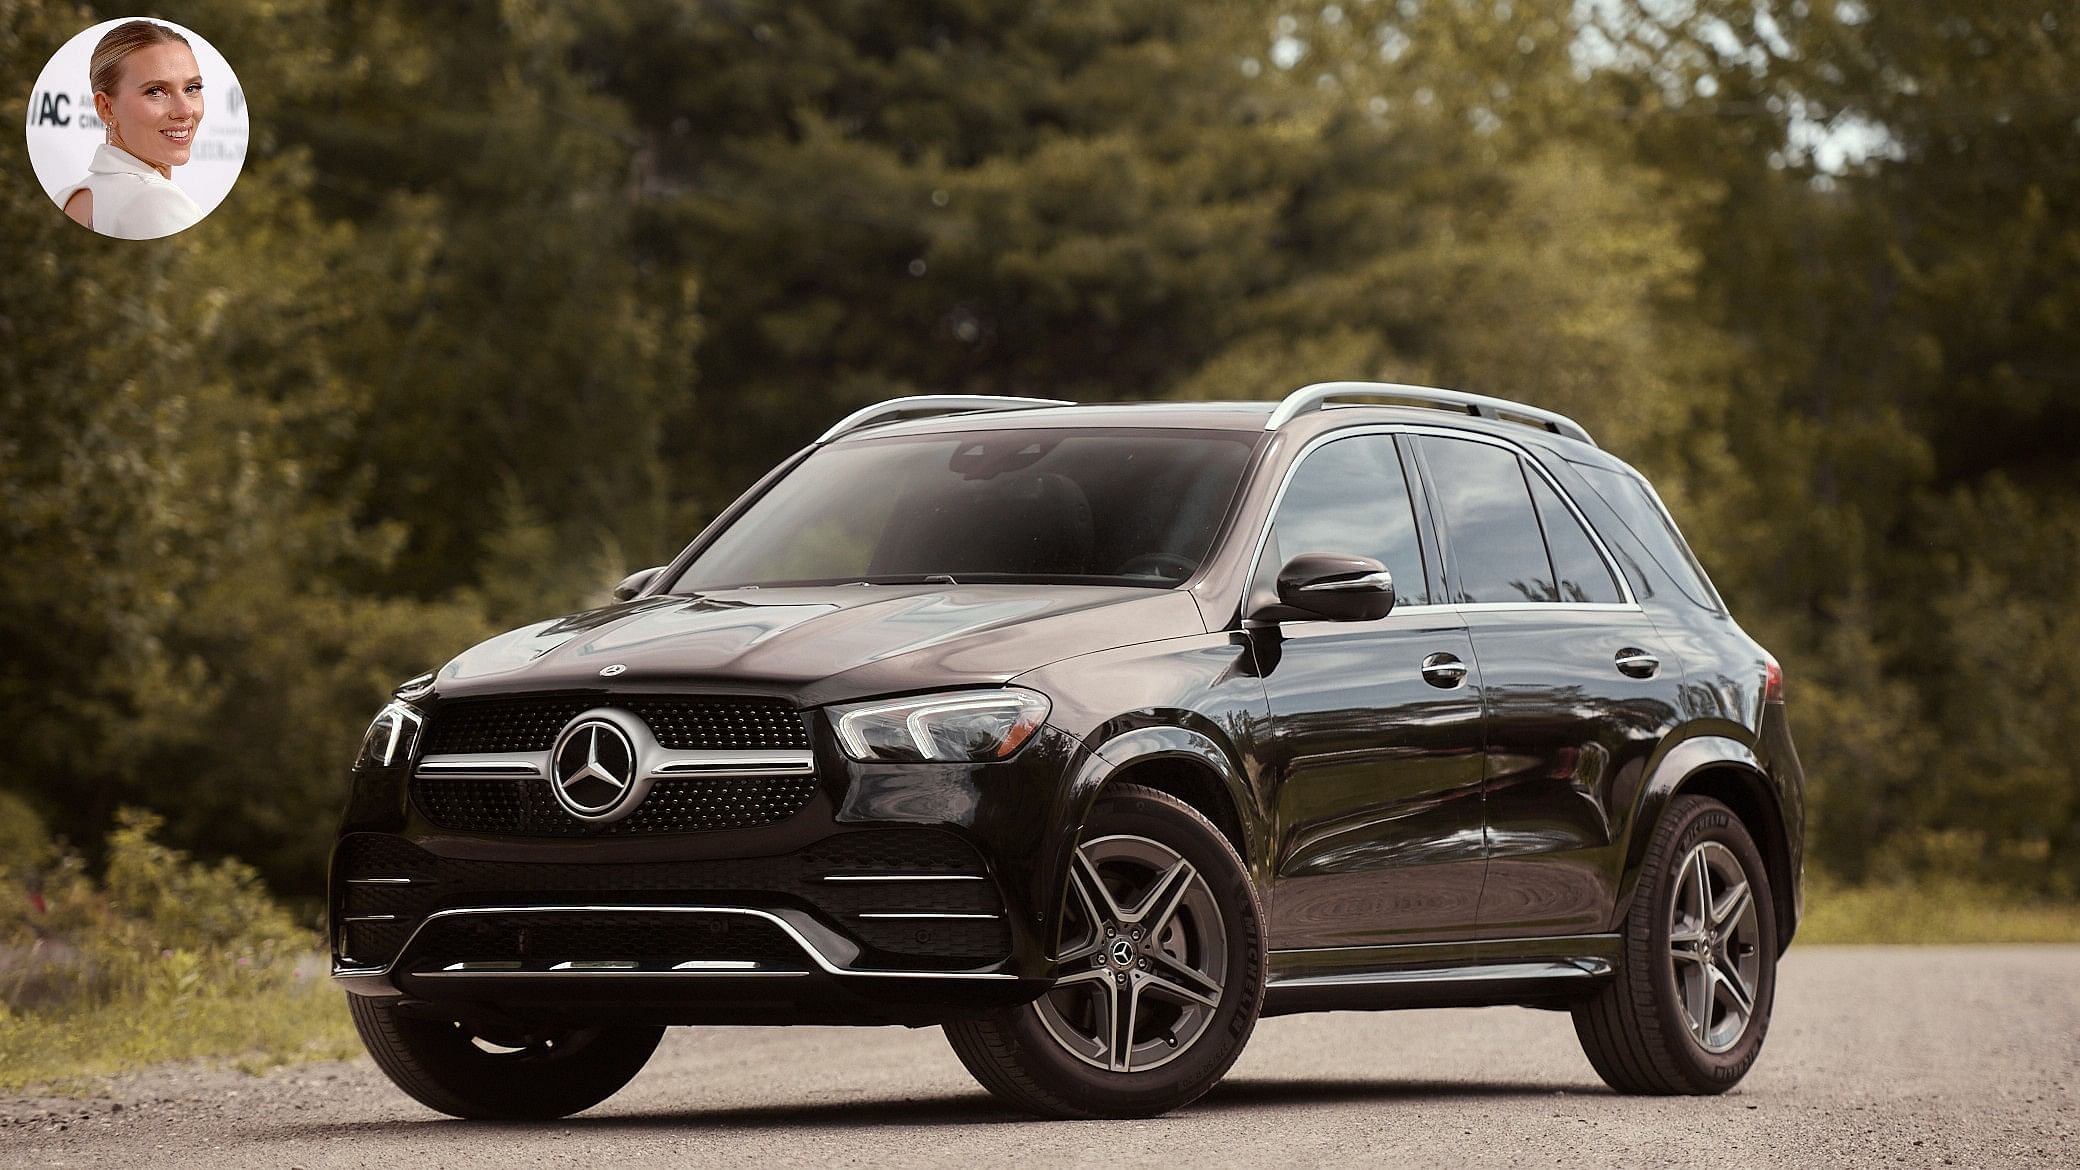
[24,17,248,240]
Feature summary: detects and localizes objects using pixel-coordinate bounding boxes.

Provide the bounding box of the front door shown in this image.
[1256,432,1489,949]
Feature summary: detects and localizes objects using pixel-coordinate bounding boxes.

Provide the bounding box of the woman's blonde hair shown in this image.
[88,19,190,97]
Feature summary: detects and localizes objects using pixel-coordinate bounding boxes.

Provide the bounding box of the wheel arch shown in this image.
[1614,737,1799,951]
[1105,755,1250,866]
[1041,725,1264,961]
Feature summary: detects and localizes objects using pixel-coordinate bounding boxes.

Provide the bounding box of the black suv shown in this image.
[334,383,1803,1120]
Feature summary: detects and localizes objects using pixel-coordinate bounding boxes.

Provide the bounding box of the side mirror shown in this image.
[1251,553,1396,624]
[612,565,665,602]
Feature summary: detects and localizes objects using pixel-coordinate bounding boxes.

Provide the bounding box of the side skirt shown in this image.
[1262,934,1620,1017]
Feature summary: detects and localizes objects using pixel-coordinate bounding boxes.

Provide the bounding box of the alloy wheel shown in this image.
[1667,840,1762,1053]
[1033,833,1229,1072]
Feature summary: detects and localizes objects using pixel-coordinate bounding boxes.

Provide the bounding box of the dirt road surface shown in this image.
[7,945,2075,1168]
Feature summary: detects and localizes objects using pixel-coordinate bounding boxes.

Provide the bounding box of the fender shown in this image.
[1039,724,1261,961]
[1608,733,1792,941]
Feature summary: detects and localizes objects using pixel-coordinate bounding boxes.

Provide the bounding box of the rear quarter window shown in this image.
[1571,462,1723,613]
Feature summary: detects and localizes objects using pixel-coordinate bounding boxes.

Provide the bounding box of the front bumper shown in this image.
[329,716,1085,1025]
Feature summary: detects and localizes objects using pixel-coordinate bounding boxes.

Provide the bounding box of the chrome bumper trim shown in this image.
[411,968,814,980]
[818,873,987,883]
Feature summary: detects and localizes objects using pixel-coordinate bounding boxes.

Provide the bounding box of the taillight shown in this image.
[1763,657,1784,702]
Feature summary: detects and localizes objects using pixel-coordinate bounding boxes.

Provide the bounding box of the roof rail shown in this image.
[1265,381,1596,447]
[816,395,1076,444]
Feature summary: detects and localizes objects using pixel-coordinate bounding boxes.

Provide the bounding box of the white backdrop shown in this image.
[23,18,248,218]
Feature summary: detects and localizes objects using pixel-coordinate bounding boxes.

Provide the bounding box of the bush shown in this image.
[0,810,353,1090]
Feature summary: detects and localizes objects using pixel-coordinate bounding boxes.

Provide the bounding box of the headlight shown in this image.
[833,688,1051,763]
[355,701,425,769]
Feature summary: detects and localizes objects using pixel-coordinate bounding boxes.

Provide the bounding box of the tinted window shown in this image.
[1574,463,1723,610]
[1419,438,1554,604]
[1526,470,1623,603]
[1267,435,1428,604]
[675,428,1256,589]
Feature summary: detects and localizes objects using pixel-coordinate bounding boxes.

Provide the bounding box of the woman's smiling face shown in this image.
[105,41,203,173]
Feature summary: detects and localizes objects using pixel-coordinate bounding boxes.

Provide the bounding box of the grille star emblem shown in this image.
[551,717,638,818]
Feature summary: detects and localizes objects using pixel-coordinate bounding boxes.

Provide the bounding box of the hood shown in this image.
[433,584,1206,706]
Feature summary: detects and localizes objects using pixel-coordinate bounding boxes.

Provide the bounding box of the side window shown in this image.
[1418,437,1557,604]
[1525,469,1623,603]
[1268,435,1429,605]
[1573,463,1723,611]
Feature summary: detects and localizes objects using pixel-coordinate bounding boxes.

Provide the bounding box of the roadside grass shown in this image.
[0,973,357,1094]
[1799,875,2080,944]
[1,806,358,1094]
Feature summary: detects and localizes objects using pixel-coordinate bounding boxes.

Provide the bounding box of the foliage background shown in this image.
[3,0,2076,907]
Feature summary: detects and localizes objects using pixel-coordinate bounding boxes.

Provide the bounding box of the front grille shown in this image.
[407,911,807,969]
[626,699,808,751]
[412,773,820,836]
[423,695,808,755]
[332,830,1010,969]
[413,776,531,834]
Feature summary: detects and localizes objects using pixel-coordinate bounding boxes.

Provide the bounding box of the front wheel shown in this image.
[944,783,1265,1119]
[1573,794,1779,1094]
[348,995,663,1119]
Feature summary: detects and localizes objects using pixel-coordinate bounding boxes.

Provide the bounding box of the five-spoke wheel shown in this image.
[944,783,1264,1118]
[1034,834,1230,1072]
[1667,840,1762,1053]
[1574,794,1779,1094]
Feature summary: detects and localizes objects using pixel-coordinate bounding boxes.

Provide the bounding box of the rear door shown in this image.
[1255,431,1489,948]
[1412,434,1686,939]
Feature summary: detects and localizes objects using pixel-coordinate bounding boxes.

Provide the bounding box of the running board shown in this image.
[1262,938,1619,1016]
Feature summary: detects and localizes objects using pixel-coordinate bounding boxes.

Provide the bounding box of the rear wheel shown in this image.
[1574,794,1778,1094]
[944,783,1264,1118]
[348,995,662,1119]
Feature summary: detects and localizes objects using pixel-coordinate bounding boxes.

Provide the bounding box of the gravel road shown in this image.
[7,945,2075,1169]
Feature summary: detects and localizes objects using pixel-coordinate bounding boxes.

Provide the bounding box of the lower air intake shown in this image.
[403,911,810,971]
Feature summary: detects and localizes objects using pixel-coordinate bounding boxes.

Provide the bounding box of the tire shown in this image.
[1574,794,1778,1094]
[944,783,1265,1119]
[348,994,663,1119]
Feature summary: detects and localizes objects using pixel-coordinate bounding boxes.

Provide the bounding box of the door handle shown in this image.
[1615,649,1660,679]
[1421,652,1469,688]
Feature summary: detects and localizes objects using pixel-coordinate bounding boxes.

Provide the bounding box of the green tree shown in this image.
[0,0,698,889]
[1584,0,2080,890]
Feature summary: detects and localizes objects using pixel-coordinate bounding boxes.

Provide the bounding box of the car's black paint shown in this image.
[1252,610,1487,947]
[332,399,1804,1024]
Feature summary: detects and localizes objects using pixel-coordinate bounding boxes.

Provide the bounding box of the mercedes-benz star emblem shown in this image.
[1109,938,1136,967]
[599,663,627,677]
[551,718,638,818]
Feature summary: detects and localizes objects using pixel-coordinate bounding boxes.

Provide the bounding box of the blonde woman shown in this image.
[55,20,206,240]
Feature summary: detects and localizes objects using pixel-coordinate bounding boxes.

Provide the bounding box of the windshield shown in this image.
[671,427,1258,590]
